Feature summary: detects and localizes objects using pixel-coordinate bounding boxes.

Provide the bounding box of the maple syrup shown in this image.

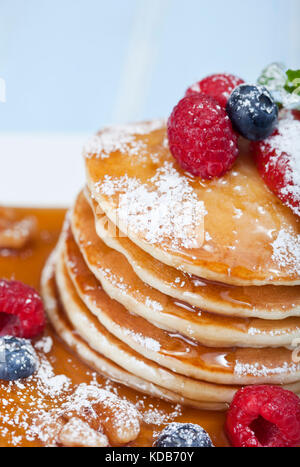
[0,207,228,447]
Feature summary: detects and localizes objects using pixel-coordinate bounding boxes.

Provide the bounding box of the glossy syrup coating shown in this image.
[65,201,300,387]
[0,207,228,447]
[85,122,300,286]
[86,189,300,320]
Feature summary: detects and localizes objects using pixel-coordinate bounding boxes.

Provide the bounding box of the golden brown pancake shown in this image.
[41,119,300,413]
[59,218,300,386]
[70,191,300,349]
[42,251,300,409]
[41,253,226,410]
[85,122,300,286]
[85,188,300,320]
[53,246,242,405]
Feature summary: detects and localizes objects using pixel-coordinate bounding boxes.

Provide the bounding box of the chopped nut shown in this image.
[0,215,37,249]
[92,394,141,445]
[62,385,141,445]
[33,416,65,446]
[58,417,109,447]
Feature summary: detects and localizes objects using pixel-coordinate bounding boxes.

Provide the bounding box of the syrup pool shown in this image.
[0,207,228,447]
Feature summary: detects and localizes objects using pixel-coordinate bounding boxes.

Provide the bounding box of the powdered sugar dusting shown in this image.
[264,117,300,216]
[34,336,53,354]
[61,383,140,441]
[123,328,161,352]
[0,341,143,447]
[234,360,300,378]
[0,332,190,446]
[0,351,72,446]
[101,267,129,294]
[35,357,71,397]
[57,417,109,447]
[96,162,206,250]
[84,120,165,160]
[235,85,274,114]
[145,297,163,313]
[271,227,300,276]
[188,74,242,102]
[140,404,182,426]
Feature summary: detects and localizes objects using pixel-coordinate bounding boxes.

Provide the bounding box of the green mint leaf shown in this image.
[284,69,300,95]
[257,63,286,91]
[257,64,300,110]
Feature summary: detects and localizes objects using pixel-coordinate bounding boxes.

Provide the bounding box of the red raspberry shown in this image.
[253,110,300,217]
[293,109,300,121]
[226,385,300,447]
[167,94,239,179]
[0,279,46,339]
[281,109,300,122]
[185,73,244,108]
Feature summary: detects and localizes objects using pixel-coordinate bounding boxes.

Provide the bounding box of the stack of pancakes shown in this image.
[42,121,300,410]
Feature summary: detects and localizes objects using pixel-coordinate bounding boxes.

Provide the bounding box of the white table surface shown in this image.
[0,133,88,207]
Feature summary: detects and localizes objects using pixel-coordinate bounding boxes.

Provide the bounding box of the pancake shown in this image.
[85,121,300,286]
[85,188,300,320]
[53,244,242,405]
[52,241,300,403]
[61,218,300,387]
[41,253,225,410]
[70,191,300,349]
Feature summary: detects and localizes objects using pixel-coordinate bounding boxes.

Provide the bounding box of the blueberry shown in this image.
[154,423,214,447]
[226,84,278,141]
[0,336,37,381]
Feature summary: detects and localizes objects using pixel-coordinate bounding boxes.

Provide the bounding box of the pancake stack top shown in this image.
[42,120,300,410]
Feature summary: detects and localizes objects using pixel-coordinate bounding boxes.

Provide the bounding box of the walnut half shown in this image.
[0,210,37,249]
[61,385,141,446]
[58,417,109,447]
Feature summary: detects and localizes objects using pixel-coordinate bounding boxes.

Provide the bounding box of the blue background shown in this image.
[0,0,299,133]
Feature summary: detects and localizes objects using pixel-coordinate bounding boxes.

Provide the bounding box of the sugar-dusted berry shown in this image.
[226,84,278,141]
[154,423,214,447]
[0,279,46,339]
[0,336,37,381]
[253,110,300,216]
[167,94,239,179]
[186,73,244,108]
